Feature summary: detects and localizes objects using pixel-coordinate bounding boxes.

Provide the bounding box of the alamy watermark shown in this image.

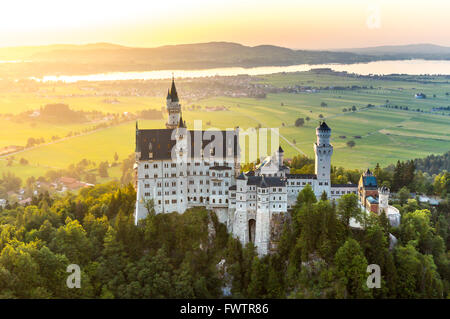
[66,264,81,288]
[366,264,381,288]
[366,4,381,29]
[165,120,280,165]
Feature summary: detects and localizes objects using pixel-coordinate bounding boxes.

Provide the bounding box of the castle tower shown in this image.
[276,146,284,169]
[314,121,333,197]
[166,76,181,129]
[378,186,390,215]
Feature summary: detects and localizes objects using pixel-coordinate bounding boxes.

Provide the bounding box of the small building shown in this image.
[358,169,379,213]
[415,93,426,99]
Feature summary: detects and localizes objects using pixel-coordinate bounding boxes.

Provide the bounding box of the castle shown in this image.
[134,78,400,255]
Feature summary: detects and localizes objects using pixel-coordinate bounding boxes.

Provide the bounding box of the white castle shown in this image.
[134,79,398,255]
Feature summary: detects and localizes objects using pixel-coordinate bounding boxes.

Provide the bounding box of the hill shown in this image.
[2,42,450,78]
[334,43,450,60]
[0,42,399,78]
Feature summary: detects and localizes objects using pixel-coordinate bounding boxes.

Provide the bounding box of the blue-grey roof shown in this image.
[136,128,239,160]
[237,172,246,180]
[247,176,286,187]
[363,176,378,188]
[318,121,331,131]
[367,196,378,204]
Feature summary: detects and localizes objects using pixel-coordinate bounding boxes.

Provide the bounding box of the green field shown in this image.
[1,71,449,183]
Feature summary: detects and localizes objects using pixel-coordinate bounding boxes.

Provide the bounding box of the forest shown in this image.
[0,178,448,298]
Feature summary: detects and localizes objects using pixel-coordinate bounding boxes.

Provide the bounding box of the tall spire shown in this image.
[170,75,179,102]
[166,89,170,100]
[178,114,186,128]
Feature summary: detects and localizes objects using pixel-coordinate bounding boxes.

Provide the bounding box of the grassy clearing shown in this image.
[0,71,449,181]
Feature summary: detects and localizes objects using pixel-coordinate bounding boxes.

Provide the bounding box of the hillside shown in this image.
[0,42,422,78]
[1,42,450,78]
[334,43,450,60]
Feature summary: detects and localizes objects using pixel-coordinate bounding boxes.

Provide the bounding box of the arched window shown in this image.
[148,142,153,158]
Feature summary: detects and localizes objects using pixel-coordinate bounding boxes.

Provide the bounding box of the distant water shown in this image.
[32,59,450,83]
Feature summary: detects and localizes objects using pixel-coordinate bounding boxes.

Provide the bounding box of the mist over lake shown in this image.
[32,59,450,83]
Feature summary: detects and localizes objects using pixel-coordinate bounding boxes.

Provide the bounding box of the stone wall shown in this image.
[268,212,289,254]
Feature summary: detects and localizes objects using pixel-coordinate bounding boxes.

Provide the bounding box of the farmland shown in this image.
[0,70,449,184]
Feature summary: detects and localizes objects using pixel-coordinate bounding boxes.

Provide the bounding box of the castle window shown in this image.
[153,164,158,168]
[154,174,158,178]
[145,184,149,188]
[171,163,176,168]
[145,174,149,179]
[144,164,149,169]
[158,200,161,204]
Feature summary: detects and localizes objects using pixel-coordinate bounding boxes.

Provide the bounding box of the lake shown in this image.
[33,59,450,83]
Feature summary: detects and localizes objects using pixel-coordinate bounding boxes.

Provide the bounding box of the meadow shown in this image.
[0,71,449,183]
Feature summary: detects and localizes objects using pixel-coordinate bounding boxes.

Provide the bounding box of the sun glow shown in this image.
[0,0,449,49]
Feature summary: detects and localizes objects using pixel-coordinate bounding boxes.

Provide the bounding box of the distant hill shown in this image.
[0,42,449,78]
[333,43,450,59]
[26,41,375,66]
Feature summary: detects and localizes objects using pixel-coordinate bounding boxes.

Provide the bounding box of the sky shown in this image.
[0,0,449,49]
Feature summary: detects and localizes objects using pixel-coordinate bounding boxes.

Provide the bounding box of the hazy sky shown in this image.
[0,0,449,49]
